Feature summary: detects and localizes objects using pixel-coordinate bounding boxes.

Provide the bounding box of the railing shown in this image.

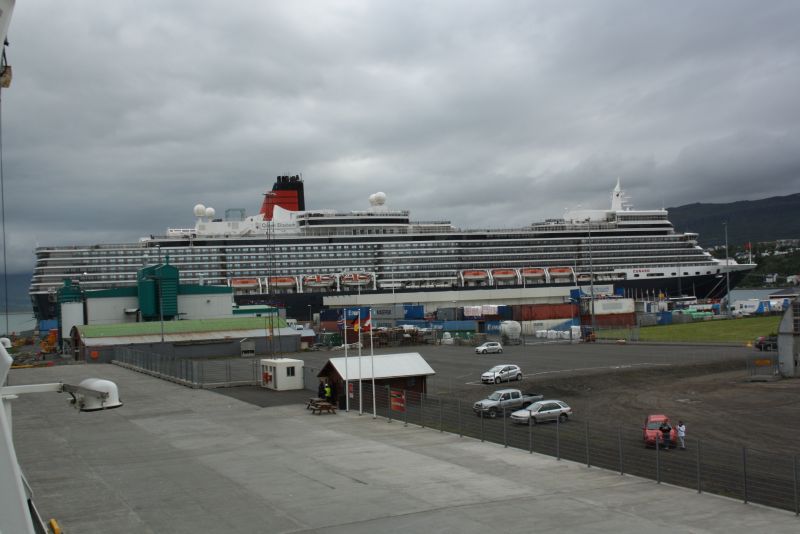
[343,384,799,515]
[746,353,780,381]
[113,347,261,388]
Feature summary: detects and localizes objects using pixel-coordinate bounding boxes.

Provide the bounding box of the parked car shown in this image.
[754,336,778,351]
[475,341,503,354]
[510,400,573,425]
[642,414,678,448]
[473,389,543,418]
[481,365,523,384]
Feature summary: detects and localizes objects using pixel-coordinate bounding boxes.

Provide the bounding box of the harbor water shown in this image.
[1,311,37,336]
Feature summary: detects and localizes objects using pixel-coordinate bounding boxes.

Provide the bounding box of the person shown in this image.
[324,383,332,403]
[317,380,326,400]
[677,421,686,450]
[659,421,672,450]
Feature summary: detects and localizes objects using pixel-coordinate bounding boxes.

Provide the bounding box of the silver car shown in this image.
[475,341,503,354]
[481,364,522,384]
[510,400,573,425]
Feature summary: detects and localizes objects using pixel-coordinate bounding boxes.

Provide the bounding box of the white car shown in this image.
[481,365,523,384]
[510,400,573,425]
[475,341,503,354]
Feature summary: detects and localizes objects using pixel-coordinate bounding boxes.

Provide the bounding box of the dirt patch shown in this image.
[454,360,800,453]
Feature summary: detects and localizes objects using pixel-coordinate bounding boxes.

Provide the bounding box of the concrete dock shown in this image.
[8,364,798,533]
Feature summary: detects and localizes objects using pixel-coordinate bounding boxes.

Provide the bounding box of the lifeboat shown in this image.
[462,270,488,281]
[576,273,592,283]
[491,269,518,281]
[341,273,372,286]
[521,268,546,278]
[268,276,296,289]
[548,267,573,282]
[230,278,260,289]
[303,274,335,288]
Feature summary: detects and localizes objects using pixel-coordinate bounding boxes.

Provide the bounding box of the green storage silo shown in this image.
[137,259,179,321]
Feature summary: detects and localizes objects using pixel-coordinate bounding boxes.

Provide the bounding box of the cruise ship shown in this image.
[30,175,754,320]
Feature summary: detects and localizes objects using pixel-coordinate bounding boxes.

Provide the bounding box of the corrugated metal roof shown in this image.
[83,328,300,347]
[76,316,289,339]
[323,352,435,380]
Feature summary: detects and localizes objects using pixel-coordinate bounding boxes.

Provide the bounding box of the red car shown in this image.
[642,414,678,448]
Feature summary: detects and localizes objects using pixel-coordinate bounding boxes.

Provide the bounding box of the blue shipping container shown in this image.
[440,320,478,332]
[403,304,425,320]
[39,319,59,332]
[485,321,501,335]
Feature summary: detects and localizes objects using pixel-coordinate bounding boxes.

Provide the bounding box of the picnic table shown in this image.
[310,401,336,415]
[306,397,325,409]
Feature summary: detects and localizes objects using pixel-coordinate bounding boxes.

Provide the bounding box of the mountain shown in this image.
[667,193,800,247]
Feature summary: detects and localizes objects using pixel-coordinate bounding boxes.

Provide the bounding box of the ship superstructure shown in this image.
[30,175,753,319]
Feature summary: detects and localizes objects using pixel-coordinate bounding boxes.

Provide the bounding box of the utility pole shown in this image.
[724,222,731,317]
[588,225,596,332]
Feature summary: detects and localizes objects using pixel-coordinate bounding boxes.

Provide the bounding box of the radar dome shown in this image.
[193,204,206,217]
[373,192,386,205]
[205,207,216,218]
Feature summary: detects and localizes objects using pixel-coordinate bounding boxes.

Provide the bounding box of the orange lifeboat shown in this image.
[341,273,372,286]
[230,278,260,289]
[491,269,517,281]
[548,267,573,281]
[304,274,335,288]
[521,268,546,279]
[269,276,296,288]
[462,270,488,281]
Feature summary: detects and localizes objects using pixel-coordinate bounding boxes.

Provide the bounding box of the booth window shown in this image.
[286,366,296,377]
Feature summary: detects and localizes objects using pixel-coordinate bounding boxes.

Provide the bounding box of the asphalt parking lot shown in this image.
[298,340,749,395]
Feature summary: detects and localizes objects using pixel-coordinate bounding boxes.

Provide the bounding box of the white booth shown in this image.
[260,358,304,391]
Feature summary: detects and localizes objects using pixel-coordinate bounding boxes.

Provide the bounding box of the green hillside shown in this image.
[599,316,781,343]
[668,193,800,247]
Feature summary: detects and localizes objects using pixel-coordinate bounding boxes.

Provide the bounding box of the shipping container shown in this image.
[588,298,635,315]
[513,303,578,321]
[319,309,340,322]
[485,321,501,335]
[581,313,636,328]
[497,305,513,320]
[440,320,478,332]
[403,304,425,320]
[520,319,576,335]
[319,320,340,332]
[436,307,458,321]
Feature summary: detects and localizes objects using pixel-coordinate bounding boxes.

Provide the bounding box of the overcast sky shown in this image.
[2,0,799,272]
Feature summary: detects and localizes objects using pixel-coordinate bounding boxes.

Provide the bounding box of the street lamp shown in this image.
[724,221,731,317]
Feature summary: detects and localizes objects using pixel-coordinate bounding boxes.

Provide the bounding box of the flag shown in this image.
[337,312,345,331]
[745,242,752,250]
[352,311,371,332]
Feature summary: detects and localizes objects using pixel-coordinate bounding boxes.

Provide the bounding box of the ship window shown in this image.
[634,274,640,277]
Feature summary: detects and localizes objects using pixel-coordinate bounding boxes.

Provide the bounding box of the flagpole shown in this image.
[370,307,376,418]
[358,308,363,415]
[344,308,349,412]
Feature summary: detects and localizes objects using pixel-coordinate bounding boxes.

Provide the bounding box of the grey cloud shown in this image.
[1,0,799,272]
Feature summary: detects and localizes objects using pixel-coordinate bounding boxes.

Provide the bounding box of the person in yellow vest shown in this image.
[324,383,332,403]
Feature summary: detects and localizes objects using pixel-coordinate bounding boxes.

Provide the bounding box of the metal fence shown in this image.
[746,353,780,381]
[344,383,800,516]
[113,347,261,388]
